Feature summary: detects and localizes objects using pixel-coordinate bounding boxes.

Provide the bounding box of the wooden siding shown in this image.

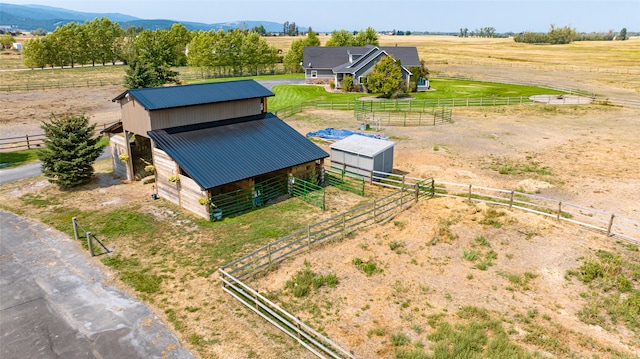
[179,174,209,219]
[120,97,152,136]
[109,134,129,179]
[154,148,180,206]
[153,148,208,219]
[149,98,263,131]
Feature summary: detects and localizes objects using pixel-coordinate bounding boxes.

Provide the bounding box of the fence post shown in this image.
[468,184,472,201]
[509,190,515,209]
[307,224,311,253]
[72,217,79,241]
[415,184,419,202]
[87,232,94,256]
[557,202,562,221]
[26,135,30,149]
[373,199,377,219]
[267,243,272,266]
[431,179,435,198]
[401,175,405,191]
[254,290,260,310]
[606,214,615,236]
[342,214,346,239]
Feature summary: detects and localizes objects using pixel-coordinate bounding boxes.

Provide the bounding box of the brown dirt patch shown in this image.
[252,198,638,357]
[0,85,124,139]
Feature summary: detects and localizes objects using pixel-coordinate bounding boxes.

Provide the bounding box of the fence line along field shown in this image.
[0,35,639,359]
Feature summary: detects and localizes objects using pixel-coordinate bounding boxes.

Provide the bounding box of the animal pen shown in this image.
[218,168,639,358]
[354,100,453,127]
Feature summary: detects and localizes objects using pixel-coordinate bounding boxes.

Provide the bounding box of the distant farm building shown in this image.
[106,80,328,219]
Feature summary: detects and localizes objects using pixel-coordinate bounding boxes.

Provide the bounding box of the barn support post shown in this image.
[124,130,134,181]
[607,214,615,236]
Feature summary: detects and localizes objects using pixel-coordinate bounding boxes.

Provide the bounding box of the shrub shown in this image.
[341,76,354,92]
[352,257,383,276]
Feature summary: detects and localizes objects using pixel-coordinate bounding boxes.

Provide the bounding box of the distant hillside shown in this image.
[0,3,301,33]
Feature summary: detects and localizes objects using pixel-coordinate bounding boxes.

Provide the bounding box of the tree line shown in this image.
[21,20,402,89]
[514,25,629,44]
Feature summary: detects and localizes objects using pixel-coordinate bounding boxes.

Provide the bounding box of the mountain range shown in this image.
[0,3,299,33]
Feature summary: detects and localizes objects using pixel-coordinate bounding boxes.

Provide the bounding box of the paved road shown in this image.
[0,148,112,185]
[0,210,194,359]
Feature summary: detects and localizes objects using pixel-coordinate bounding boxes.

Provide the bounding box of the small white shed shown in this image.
[329,135,395,177]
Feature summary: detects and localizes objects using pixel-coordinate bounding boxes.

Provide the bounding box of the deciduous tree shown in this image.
[283,28,320,73]
[364,55,404,98]
[353,27,379,46]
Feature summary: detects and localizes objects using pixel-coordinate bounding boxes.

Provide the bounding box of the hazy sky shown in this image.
[2,0,637,33]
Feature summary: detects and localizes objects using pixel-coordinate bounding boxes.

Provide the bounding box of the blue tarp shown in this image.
[306,128,389,141]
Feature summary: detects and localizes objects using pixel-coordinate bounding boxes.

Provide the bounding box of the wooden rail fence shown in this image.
[219,170,638,358]
[220,183,432,358]
[0,121,119,151]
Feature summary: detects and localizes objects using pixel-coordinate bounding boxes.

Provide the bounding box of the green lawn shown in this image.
[0,136,109,168]
[413,78,564,98]
[268,78,565,111]
[0,150,40,168]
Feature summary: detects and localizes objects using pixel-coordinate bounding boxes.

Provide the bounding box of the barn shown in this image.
[107,80,329,219]
[329,135,395,178]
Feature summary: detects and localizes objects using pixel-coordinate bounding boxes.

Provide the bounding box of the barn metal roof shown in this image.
[112,80,274,111]
[330,134,395,157]
[148,113,329,190]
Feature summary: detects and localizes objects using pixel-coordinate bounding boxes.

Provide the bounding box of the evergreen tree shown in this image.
[124,58,156,89]
[38,114,103,188]
[619,28,628,40]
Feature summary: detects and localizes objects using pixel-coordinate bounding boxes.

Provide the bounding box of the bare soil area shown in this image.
[1,62,639,358]
[0,85,124,139]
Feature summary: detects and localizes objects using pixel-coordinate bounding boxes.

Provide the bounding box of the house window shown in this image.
[311,71,317,78]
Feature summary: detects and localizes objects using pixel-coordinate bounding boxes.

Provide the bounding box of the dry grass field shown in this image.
[1,36,639,358]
